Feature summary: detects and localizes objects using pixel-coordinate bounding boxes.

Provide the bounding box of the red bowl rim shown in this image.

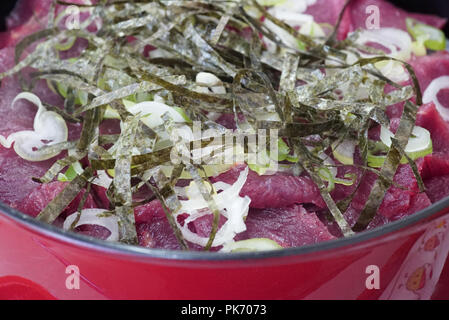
[2,195,449,261]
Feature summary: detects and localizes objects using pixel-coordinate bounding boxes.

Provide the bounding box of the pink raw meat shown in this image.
[419,154,449,181]
[15,181,115,241]
[416,102,449,156]
[1,0,100,49]
[6,0,51,30]
[235,205,336,247]
[0,0,51,49]
[0,47,82,206]
[135,200,185,250]
[14,181,96,218]
[424,175,449,204]
[305,0,351,40]
[347,0,446,33]
[135,200,335,250]
[409,51,449,93]
[418,155,449,203]
[344,164,431,226]
[74,225,111,240]
[210,164,326,208]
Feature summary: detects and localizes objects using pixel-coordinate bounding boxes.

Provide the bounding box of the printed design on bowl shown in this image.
[381,218,449,299]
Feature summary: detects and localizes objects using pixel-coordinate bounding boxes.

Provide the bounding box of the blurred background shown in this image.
[391,0,449,35]
[0,0,448,33]
[0,0,17,31]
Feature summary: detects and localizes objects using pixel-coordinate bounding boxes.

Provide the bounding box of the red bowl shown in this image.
[1,197,449,300]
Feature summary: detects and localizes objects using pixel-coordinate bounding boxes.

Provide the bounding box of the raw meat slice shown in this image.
[14,181,96,218]
[0,0,51,48]
[424,175,449,203]
[235,205,336,247]
[135,200,184,250]
[135,200,335,250]
[409,51,449,93]
[343,163,431,226]
[418,154,449,203]
[305,0,351,39]
[416,102,449,155]
[210,164,326,208]
[0,47,82,206]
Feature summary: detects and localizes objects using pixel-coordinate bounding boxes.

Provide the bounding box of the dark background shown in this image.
[391,0,449,35]
[0,0,17,31]
[0,0,448,33]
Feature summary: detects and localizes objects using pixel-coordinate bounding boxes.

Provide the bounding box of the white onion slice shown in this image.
[127,101,187,128]
[262,0,317,42]
[175,167,251,247]
[195,72,226,95]
[353,28,412,61]
[332,139,355,165]
[63,209,119,242]
[91,170,113,188]
[221,238,282,252]
[423,76,449,122]
[0,92,68,161]
[299,20,325,38]
[195,72,225,121]
[269,11,314,26]
[266,0,317,17]
[350,28,412,82]
[264,19,303,49]
[380,125,432,154]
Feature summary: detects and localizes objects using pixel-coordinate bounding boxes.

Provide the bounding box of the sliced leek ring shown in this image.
[367,142,433,168]
[368,126,433,168]
[331,139,355,165]
[0,93,68,162]
[380,125,432,154]
[221,238,282,252]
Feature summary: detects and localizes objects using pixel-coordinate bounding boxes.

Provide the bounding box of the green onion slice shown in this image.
[406,18,446,51]
[221,238,282,252]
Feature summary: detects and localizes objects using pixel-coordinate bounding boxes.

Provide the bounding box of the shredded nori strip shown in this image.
[37,167,94,224]
[112,116,140,244]
[353,101,419,231]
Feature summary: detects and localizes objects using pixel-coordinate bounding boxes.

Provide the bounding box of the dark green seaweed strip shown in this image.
[112,116,140,244]
[14,28,57,65]
[162,114,221,250]
[390,138,425,193]
[36,167,93,224]
[33,152,86,184]
[353,57,423,105]
[77,108,101,152]
[37,140,78,155]
[145,174,189,250]
[291,139,354,237]
[250,0,316,48]
[210,15,230,46]
[132,69,233,108]
[69,181,95,231]
[257,120,343,137]
[42,102,82,123]
[98,134,120,146]
[90,147,172,170]
[353,101,418,231]
[279,53,300,93]
[325,0,353,46]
